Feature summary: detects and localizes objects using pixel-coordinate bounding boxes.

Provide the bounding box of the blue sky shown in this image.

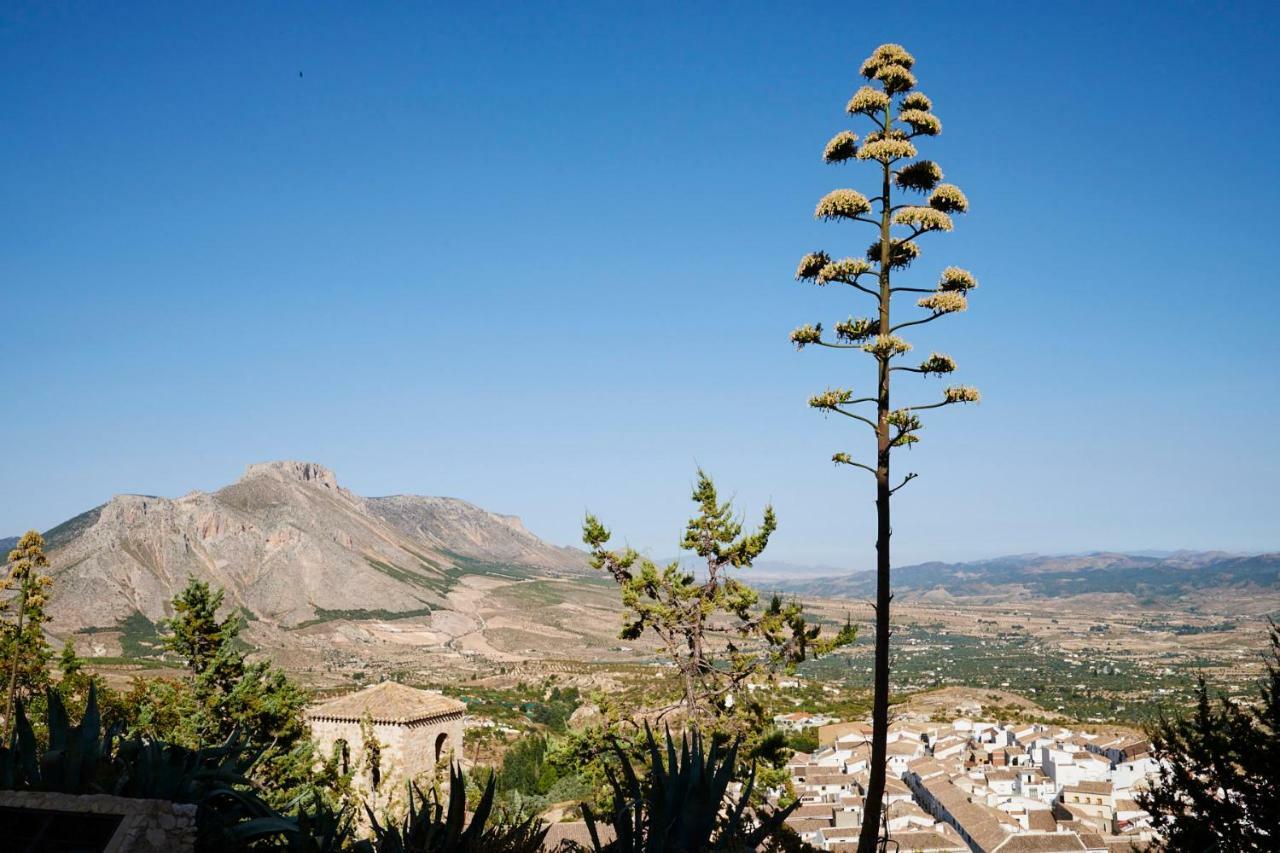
[2,2,1278,567]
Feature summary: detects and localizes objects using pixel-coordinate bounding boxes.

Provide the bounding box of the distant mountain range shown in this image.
[6,464,1277,639]
[760,551,1280,603]
[3,461,587,632]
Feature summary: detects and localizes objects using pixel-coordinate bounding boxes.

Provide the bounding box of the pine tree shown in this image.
[1139,622,1280,850]
[58,638,83,680]
[791,44,979,850]
[140,576,338,809]
[584,470,855,730]
[3,530,54,740]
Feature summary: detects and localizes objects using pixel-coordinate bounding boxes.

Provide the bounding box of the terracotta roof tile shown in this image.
[307,681,465,724]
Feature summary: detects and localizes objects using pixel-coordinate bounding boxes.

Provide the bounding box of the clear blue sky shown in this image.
[3,2,1278,567]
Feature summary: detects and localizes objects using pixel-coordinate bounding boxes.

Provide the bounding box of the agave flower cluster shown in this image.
[793,42,980,467]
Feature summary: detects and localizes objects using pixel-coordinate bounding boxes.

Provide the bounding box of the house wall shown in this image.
[309,711,465,799]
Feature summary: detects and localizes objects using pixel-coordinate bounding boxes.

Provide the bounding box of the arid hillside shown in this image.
[29,461,589,633]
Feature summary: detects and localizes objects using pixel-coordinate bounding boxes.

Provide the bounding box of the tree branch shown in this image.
[889,472,918,495]
[890,312,947,333]
[830,408,878,429]
[907,399,956,412]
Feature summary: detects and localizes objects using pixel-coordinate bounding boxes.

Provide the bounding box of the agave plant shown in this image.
[356,763,549,853]
[0,684,329,852]
[216,789,356,853]
[581,725,800,853]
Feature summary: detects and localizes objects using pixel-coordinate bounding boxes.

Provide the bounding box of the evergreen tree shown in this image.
[58,638,83,680]
[2,530,54,740]
[584,471,854,730]
[135,576,341,809]
[1139,622,1280,851]
[790,43,979,850]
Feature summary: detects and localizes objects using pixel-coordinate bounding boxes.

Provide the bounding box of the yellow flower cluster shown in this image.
[789,323,823,348]
[823,131,859,163]
[875,64,917,94]
[944,386,982,403]
[866,238,920,268]
[894,206,954,232]
[835,316,879,342]
[895,160,943,192]
[847,86,891,116]
[795,250,831,281]
[817,257,872,284]
[918,353,956,375]
[863,334,913,358]
[861,43,916,78]
[888,409,922,446]
[898,109,941,136]
[928,184,968,214]
[888,409,921,430]
[815,189,872,220]
[831,452,855,465]
[917,291,968,314]
[809,387,855,410]
[939,266,978,292]
[901,92,932,112]
[858,138,917,163]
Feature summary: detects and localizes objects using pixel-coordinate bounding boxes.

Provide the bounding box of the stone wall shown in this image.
[0,790,197,852]
[310,711,465,800]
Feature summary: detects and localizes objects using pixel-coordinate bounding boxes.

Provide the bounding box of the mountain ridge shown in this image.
[23,461,589,633]
[760,550,1280,603]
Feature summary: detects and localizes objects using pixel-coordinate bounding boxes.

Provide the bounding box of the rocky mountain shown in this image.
[23,461,588,632]
[762,551,1280,603]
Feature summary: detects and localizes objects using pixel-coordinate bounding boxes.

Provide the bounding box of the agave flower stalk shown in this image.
[791,43,981,853]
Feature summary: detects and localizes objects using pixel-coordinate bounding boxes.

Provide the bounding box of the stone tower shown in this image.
[307,681,466,800]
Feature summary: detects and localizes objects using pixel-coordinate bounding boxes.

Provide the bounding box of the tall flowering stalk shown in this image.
[791,43,979,852]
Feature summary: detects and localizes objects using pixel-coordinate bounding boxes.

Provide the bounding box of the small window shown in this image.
[334,738,350,774]
[435,732,449,762]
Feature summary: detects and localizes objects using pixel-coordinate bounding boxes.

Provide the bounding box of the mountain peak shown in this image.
[241,461,339,490]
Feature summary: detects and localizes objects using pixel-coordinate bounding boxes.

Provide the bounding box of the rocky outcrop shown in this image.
[366,494,584,574]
